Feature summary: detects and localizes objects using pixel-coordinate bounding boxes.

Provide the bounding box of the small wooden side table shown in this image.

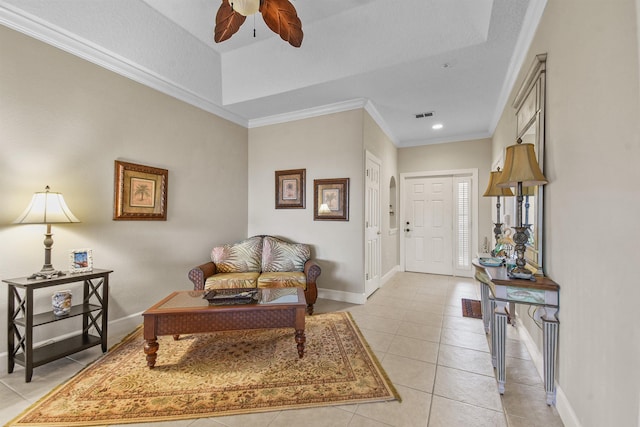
[472,260,559,405]
[3,269,112,382]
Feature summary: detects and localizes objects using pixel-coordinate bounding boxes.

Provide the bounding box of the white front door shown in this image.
[404,176,453,275]
[365,152,381,297]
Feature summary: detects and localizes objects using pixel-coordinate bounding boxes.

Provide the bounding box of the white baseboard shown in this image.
[381,265,400,286]
[317,288,366,305]
[317,266,400,305]
[516,317,582,427]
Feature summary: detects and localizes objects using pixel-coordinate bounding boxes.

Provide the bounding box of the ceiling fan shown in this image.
[214,0,303,47]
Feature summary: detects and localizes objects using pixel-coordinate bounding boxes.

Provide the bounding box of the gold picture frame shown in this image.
[275,169,306,209]
[114,160,168,220]
[314,178,349,221]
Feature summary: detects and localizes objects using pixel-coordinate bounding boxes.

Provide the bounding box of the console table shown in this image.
[3,269,112,382]
[472,260,559,405]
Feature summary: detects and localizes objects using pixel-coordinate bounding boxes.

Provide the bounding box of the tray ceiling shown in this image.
[0,0,545,146]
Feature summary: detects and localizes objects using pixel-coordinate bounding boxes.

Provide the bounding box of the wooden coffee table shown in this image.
[142,288,306,368]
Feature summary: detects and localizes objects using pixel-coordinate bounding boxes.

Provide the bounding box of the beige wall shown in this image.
[492,0,640,425]
[398,138,494,255]
[5,1,639,422]
[0,26,249,351]
[248,110,366,299]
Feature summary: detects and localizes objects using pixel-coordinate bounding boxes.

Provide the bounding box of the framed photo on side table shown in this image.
[114,160,168,220]
[69,249,93,273]
[314,178,349,221]
[275,169,306,209]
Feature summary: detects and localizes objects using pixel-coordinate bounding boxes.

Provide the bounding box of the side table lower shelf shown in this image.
[13,334,103,369]
[3,268,112,382]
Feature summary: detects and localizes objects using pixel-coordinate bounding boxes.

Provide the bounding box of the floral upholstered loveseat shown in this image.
[188,235,321,314]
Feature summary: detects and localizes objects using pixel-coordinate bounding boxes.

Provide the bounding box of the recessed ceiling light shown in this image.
[432,123,443,130]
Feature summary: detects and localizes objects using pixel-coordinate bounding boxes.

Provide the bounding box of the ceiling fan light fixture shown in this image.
[231,0,260,16]
[215,0,303,47]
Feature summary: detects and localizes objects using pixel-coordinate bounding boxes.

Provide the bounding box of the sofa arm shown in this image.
[188,262,217,290]
[303,260,321,314]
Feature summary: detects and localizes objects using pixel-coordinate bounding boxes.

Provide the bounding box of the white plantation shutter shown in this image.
[455,177,471,270]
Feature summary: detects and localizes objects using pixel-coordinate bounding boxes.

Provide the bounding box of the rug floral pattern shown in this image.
[9,312,399,426]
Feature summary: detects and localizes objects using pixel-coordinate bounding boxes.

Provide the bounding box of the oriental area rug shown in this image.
[8,312,399,426]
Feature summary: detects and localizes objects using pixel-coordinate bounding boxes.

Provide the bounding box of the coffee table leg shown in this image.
[144,338,159,368]
[295,329,305,358]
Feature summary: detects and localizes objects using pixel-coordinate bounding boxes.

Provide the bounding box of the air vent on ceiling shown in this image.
[415,111,434,119]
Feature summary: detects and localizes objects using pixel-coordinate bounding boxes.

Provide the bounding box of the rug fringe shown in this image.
[6,315,400,426]
[5,325,144,427]
[344,312,402,403]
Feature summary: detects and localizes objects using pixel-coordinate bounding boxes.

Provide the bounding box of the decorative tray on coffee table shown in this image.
[203,288,260,305]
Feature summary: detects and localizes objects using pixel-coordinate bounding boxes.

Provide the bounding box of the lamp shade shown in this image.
[521,186,536,196]
[483,169,514,197]
[14,186,80,224]
[497,141,548,187]
[231,0,260,16]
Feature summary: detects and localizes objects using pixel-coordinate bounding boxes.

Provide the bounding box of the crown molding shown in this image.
[398,131,492,148]
[248,98,400,147]
[363,101,400,146]
[488,0,548,136]
[248,98,368,128]
[0,4,248,128]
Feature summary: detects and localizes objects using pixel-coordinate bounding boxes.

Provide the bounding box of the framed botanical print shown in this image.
[314,178,349,221]
[114,160,168,220]
[275,169,306,209]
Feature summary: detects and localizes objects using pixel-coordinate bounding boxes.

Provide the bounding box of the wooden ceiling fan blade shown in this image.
[260,0,303,47]
[214,0,247,43]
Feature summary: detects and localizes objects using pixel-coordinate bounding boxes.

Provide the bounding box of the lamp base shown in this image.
[28,267,66,280]
[510,225,533,280]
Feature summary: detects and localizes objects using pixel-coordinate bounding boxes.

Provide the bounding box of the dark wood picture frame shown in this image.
[314,178,349,221]
[114,160,168,220]
[275,169,306,209]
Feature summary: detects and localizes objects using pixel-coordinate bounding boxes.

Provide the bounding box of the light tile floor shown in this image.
[0,272,564,426]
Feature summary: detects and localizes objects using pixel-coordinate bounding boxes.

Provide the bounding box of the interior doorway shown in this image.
[400,169,477,278]
[365,151,381,297]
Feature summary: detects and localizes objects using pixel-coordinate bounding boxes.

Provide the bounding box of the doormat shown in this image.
[461,298,483,319]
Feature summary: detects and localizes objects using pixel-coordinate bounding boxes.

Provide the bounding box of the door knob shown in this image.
[405,228,411,232]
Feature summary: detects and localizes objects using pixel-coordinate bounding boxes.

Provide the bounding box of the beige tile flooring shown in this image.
[0,272,564,426]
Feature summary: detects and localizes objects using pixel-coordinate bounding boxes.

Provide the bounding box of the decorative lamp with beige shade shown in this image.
[497,139,548,279]
[14,186,80,279]
[483,167,514,249]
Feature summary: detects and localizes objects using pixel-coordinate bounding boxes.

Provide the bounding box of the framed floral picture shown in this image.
[69,249,93,273]
[275,169,306,209]
[314,178,349,221]
[114,160,168,220]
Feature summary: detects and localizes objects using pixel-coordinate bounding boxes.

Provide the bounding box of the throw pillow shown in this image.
[211,236,263,273]
[262,236,310,272]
